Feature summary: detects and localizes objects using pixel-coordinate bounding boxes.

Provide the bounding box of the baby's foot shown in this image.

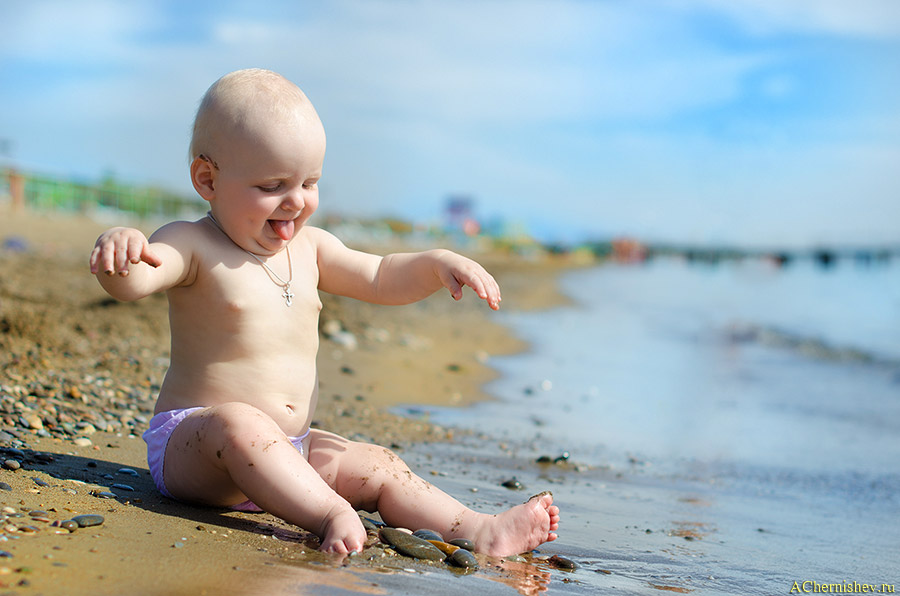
[318,507,367,554]
[467,492,560,557]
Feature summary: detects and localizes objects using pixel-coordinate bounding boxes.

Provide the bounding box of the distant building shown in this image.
[444,195,480,236]
[611,237,648,263]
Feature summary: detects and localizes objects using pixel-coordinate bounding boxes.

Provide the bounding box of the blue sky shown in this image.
[1,0,898,247]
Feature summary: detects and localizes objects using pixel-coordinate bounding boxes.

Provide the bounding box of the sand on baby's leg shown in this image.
[306,430,560,557]
[161,403,367,553]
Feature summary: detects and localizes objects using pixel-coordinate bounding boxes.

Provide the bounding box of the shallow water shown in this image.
[401,257,900,594]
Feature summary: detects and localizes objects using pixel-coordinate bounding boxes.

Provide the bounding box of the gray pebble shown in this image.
[448,538,475,552]
[448,548,478,569]
[2,460,20,471]
[57,520,79,532]
[71,514,104,528]
[379,528,446,562]
[501,478,523,490]
[412,529,443,542]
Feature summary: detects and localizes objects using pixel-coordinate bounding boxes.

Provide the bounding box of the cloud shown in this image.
[673,0,900,39]
[2,0,897,245]
[0,0,160,63]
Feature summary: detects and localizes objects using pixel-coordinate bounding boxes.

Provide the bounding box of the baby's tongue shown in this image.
[269,219,294,241]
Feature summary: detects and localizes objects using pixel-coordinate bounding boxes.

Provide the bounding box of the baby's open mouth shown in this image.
[269,219,295,241]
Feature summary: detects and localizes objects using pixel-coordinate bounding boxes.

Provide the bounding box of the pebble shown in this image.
[110,483,134,492]
[117,468,139,477]
[76,423,97,435]
[90,491,117,499]
[55,520,78,532]
[360,517,381,533]
[0,483,10,492]
[548,555,577,570]
[31,477,49,487]
[554,452,571,463]
[71,514,104,528]
[412,529,443,542]
[447,548,478,569]
[1,460,19,471]
[379,528,446,562]
[448,538,475,552]
[426,540,459,556]
[72,438,92,447]
[501,478,523,490]
[329,331,358,350]
[21,414,43,430]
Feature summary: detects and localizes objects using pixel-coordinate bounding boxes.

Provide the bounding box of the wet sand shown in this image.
[0,207,579,595]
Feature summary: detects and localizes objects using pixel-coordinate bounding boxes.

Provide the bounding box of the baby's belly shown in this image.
[154,360,318,437]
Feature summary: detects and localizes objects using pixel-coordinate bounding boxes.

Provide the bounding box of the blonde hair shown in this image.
[189,68,317,161]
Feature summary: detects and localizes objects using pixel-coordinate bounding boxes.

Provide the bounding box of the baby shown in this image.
[89,68,559,555]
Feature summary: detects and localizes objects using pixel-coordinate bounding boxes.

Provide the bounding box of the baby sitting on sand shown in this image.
[89,68,559,555]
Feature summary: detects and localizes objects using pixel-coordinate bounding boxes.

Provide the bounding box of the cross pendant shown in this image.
[282,283,294,307]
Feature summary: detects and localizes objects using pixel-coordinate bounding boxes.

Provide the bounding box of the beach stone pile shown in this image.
[358,517,479,570]
[356,516,578,575]
[0,502,105,558]
[0,369,157,449]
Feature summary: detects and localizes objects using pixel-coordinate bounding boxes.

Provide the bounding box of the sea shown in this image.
[394,255,900,595]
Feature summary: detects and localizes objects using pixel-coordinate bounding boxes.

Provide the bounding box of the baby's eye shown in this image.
[257,183,282,193]
[302,182,318,190]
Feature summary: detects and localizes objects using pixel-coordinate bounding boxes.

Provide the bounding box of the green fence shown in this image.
[4,169,204,219]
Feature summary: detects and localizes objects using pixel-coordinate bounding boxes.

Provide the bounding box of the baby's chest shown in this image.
[202,257,322,322]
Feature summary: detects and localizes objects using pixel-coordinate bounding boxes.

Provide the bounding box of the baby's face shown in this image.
[206,106,326,255]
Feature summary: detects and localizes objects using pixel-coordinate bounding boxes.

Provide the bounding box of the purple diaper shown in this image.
[142,407,309,511]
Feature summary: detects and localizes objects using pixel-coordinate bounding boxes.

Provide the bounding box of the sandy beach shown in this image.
[0,207,577,595]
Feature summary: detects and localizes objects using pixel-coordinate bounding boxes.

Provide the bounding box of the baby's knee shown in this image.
[361,443,407,469]
[202,402,279,444]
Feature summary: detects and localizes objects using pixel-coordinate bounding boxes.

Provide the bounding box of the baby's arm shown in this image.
[311,228,501,310]
[89,223,193,301]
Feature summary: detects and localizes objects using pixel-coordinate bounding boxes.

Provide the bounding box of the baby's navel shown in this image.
[285,404,295,416]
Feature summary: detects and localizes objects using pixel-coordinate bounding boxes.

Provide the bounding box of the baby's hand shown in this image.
[89,227,162,277]
[435,251,502,310]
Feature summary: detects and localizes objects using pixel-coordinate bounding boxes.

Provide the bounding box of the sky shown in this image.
[1,0,899,247]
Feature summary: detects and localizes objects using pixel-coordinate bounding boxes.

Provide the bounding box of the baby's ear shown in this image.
[190,156,216,202]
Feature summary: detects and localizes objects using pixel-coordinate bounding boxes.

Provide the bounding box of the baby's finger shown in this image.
[96,242,117,276]
[127,236,145,265]
[89,245,101,274]
[141,244,163,268]
[464,272,489,301]
[114,242,131,275]
[441,271,464,300]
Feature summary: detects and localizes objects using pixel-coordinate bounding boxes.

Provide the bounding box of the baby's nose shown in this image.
[281,193,305,214]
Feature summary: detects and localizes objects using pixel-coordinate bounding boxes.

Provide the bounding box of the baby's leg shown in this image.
[162,403,366,553]
[308,430,560,557]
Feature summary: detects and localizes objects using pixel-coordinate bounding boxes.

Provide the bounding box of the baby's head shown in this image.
[190,68,323,164]
[189,69,326,254]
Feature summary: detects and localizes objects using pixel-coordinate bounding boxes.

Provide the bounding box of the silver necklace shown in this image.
[206,212,294,307]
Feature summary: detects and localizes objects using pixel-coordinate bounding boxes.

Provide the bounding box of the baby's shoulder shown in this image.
[299,225,347,255]
[149,218,209,247]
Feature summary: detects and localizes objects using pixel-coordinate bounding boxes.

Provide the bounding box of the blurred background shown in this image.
[2,0,898,249]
